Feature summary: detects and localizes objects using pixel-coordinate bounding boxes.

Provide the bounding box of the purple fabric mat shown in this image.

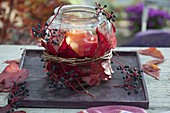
[121,30,170,47]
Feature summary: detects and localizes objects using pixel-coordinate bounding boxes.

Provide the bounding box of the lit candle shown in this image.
[66,30,98,57]
[83,36,98,57]
[66,36,78,53]
[66,30,85,55]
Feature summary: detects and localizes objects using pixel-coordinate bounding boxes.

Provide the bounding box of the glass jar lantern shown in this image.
[40,4,117,89]
[46,5,116,58]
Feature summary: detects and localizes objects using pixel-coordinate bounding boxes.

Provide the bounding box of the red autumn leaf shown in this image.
[143,64,160,72]
[41,40,46,48]
[0,105,13,113]
[46,41,57,55]
[138,48,164,59]
[0,105,26,113]
[58,37,79,58]
[112,23,116,32]
[82,74,100,86]
[3,62,20,73]
[142,59,164,80]
[146,59,164,65]
[40,40,57,55]
[96,28,110,56]
[0,62,29,88]
[81,62,109,86]
[83,36,98,58]
[143,64,160,80]
[110,23,117,48]
[14,68,29,84]
[143,69,160,80]
[4,59,20,64]
[86,43,98,58]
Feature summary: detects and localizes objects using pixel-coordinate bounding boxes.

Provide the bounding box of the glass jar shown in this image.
[46,5,116,58]
[43,4,116,89]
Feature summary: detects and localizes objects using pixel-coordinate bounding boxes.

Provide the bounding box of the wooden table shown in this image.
[0,45,170,113]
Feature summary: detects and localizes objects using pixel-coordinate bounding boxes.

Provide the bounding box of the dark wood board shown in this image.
[18,49,149,109]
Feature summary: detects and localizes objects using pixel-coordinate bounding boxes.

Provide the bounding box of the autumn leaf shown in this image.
[112,23,116,32]
[58,37,79,58]
[82,74,100,86]
[143,64,160,80]
[0,62,28,88]
[0,104,26,113]
[146,59,164,65]
[138,47,164,59]
[138,48,165,79]
[46,41,57,55]
[143,64,160,72]
[143,68,160,80]
[141,57,164,80]
[110,23,117,48]
[0,62,29,113]
[96,28,110,56]
[4,59,20,64]
[0,105,13,113]
[3,62,20,73]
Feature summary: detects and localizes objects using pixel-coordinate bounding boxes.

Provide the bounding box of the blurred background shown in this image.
[0,0,170,46]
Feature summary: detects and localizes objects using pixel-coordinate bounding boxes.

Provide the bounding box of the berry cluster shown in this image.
[30,5,65,47]
[1,82,29,113]
[44,62,94,98]
[31,24,66,48]
[95,3,116,22]
[31,24,46,38]
[47,69,79,89]
[115,65,143,95]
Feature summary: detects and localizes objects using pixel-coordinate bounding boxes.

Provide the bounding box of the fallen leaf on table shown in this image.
[146,59,164,65]
[0,62,28,88]
[0,105,13,113]
[138,47,164,60]
[3,62,20,73]
[4,59,20,64]
[0,61,28,113]
[0,104,26,113]
[143,64,160,80]
[143,64,160,72]
[138,48,165,79]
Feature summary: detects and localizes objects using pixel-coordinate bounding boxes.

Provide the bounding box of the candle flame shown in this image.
[66,36,78,53]
[72,30,76,33]
[90,37,95,41]
[66,36,71,44]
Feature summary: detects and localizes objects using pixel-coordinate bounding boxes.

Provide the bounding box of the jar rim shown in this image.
[47,5,105,29]
[54,5,96,14]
